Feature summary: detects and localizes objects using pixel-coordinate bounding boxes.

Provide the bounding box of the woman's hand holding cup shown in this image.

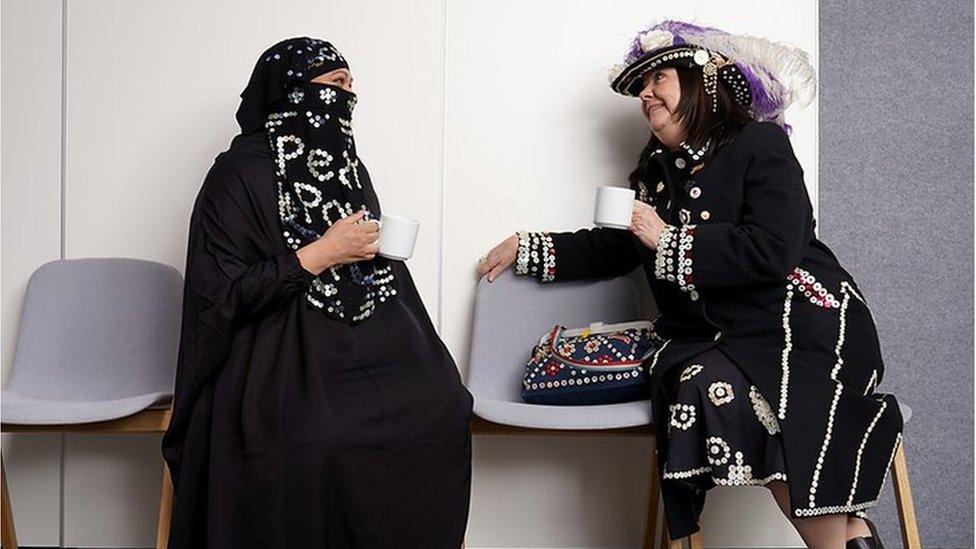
[630,200,668,250]
[296,209,379,275]
[477,234,518,283]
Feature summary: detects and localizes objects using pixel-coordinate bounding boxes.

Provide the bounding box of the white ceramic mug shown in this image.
[377,213,420,260]
[593,186,636,229]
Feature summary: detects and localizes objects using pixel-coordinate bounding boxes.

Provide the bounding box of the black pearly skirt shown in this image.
[660,347,865,520]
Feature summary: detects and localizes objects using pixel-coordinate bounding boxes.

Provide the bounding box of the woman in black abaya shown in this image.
[161,37,473,548]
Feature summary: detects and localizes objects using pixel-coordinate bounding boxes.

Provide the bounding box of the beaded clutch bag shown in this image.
[521,321,656,405]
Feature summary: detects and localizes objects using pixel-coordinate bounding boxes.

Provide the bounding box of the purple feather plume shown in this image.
[617,19,816,131]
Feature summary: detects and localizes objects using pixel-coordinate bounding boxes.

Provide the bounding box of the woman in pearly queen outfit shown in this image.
[478,21,902,549]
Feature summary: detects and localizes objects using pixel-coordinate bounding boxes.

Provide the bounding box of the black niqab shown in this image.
[238,37,395,323]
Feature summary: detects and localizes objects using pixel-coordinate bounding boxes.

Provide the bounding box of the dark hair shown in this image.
[628,66,751,186]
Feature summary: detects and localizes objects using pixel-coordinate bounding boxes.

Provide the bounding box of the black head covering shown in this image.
[236,37,350,134]
[237,37,397,323]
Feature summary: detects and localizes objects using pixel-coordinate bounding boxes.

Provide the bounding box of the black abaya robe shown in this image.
[161,131,474,548]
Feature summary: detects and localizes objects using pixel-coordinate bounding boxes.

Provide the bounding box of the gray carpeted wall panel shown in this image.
[819,2,974,547]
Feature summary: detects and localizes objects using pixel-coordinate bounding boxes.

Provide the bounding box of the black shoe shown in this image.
[845,517,885,549]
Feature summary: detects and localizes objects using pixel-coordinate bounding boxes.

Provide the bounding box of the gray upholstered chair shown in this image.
[1,258,182,549]
[465,269,696,547]
[467,269,654,430]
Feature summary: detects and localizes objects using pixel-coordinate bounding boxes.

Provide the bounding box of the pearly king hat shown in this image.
[608,20,817,129]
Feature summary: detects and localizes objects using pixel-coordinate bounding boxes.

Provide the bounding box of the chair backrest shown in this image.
[6,258,183,400]
[467,270,644,401]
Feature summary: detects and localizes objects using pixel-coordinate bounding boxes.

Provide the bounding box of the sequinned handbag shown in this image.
[521,321,656,405]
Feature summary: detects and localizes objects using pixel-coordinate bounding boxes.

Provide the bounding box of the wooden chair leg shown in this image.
[659,511,700,549]
[660,519,685,549]
[668,529,683,549]
[156,461,173,549]
[891,440,921,549]
[642,441,660,549]
[1,454,17,549]
[659,520,670,549]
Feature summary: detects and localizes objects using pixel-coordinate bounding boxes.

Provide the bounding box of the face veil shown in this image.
[238,37,396,323]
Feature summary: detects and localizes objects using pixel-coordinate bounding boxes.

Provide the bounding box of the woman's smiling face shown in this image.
[638,68,682,135]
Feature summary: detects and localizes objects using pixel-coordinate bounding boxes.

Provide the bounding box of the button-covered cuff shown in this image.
[515,230,556,282]
[653,224,697,294]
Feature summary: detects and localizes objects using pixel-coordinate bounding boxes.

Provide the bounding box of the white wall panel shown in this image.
[1,0,65,544]
[63,434,164,547]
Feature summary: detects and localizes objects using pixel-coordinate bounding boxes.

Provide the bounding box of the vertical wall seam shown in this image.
[60,0,66,261]
[435,0,448,332]
[59,0,67,546]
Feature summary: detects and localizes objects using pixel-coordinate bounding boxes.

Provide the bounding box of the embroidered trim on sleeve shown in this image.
[653,225,678,282]
[515,231,531,276]
[654,224,697,293]
[675,225,697,293]
[515,230,556,282]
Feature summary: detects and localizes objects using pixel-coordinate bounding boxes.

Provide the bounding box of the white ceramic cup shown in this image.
[377,213,420,260]
[593,186,636,229]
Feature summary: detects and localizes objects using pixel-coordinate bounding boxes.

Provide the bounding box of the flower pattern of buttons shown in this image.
[706,436,732,466]
[707,381,735,406]
[319,87,337,104]
[726,451,753,483]
[287,87,304,104]
[669,403,697,431]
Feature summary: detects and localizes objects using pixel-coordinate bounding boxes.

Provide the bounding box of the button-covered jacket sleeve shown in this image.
[653,122,813,292]
[515,227,641,282]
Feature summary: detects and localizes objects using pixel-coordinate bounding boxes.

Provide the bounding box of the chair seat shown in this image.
[1,389,172,425]
[474,397,652,430]
[474,399,910,432]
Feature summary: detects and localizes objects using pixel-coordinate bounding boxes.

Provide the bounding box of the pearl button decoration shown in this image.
[693,49,710,65]
[750,385,781,434]
[708,381,735,406]
[515,231,556,282]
